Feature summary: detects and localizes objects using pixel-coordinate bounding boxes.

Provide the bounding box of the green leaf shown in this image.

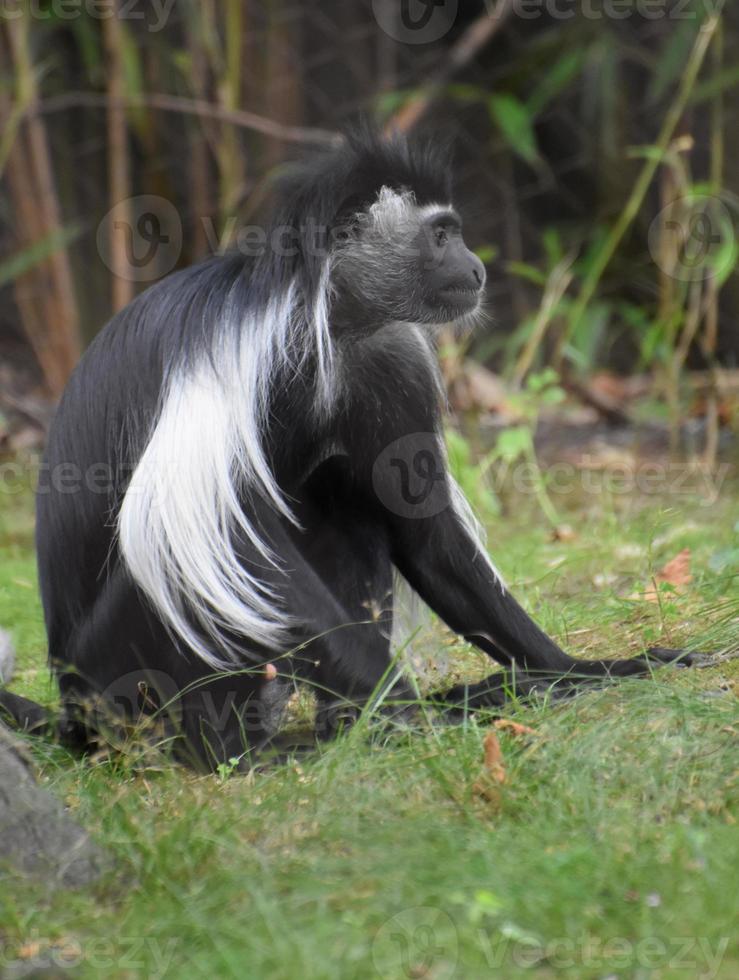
[507,261,546,286]
[499,921,541,947]
[648,18,702,104]
[638,321,667,367]
[528,50,585,117]
[375,89,417,117]
[495,426,531,463]
[627,144,670,164]
[689,65,739,106]
[542,228,564,269]
[69,15,103,84]
[708,548,739,574]
[709,213,739,288]
[526,368,559,393]
[475,245,498,264]
[447,83,486,103]
[488,94,540,165]
[568,301,611,367]
[120,22,147,137]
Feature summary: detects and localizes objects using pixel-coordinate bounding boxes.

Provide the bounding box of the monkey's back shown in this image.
[36,254,248,663]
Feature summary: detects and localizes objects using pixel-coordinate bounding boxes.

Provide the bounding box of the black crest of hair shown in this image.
[275,126,454,224]
[250,126,454,302]
[0,127,710,771]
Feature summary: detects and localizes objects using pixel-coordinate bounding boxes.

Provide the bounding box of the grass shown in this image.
[0,473,737,979]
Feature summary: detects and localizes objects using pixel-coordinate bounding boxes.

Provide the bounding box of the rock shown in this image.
[1,956,70,979]
[0,629,15,684]
[0,725,111,888]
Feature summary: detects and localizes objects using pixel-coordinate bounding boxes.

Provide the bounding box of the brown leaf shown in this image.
[551,524,577,543]
[473,731,506,803]
[590,371,632,404]
[643,548,692,603]
[18,942,42,960]
[493,719,537,738]
[483,731,505,776]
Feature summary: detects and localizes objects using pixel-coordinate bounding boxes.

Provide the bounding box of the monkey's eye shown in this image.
[434,227,448,247]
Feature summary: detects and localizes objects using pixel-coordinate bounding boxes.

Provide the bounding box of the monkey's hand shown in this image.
[643,646,735,669]
[644,647,721,667]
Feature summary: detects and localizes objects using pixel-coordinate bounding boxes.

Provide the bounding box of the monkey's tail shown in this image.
[0,629,67,739]
[0,689,53,736]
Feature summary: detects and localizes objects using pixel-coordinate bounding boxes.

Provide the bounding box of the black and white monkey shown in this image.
[1,132,702,769]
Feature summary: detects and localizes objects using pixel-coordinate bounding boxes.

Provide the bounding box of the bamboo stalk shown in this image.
[187,12,213,258]
[702,22,724,470]
[513,255,575,387]
[3,18,81,397]
[102,2,134,312]
[263,0,304,170]
[32,91,339,145]
[216,0,245,220]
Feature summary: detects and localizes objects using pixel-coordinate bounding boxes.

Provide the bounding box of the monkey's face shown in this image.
[413,209,486,321]
[331,187,486,329]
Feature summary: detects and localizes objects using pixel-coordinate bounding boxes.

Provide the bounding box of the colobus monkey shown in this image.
[1,131,702,770]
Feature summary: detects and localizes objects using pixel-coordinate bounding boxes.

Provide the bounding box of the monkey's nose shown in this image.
[470,253,486,290]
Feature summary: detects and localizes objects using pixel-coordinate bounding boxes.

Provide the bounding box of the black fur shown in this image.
[1,132,701,770]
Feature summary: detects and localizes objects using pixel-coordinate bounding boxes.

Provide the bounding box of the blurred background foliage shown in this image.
[0,0,737,456]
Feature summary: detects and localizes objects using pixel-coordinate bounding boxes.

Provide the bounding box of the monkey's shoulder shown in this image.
[348,322,440,385]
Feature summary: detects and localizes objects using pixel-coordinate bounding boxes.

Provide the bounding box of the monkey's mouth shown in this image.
[437,286,482,311]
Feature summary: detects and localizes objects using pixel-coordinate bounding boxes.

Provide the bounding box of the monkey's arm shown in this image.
[389,508,578,675]
[341,353,696,690]
[388,505,697,686]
